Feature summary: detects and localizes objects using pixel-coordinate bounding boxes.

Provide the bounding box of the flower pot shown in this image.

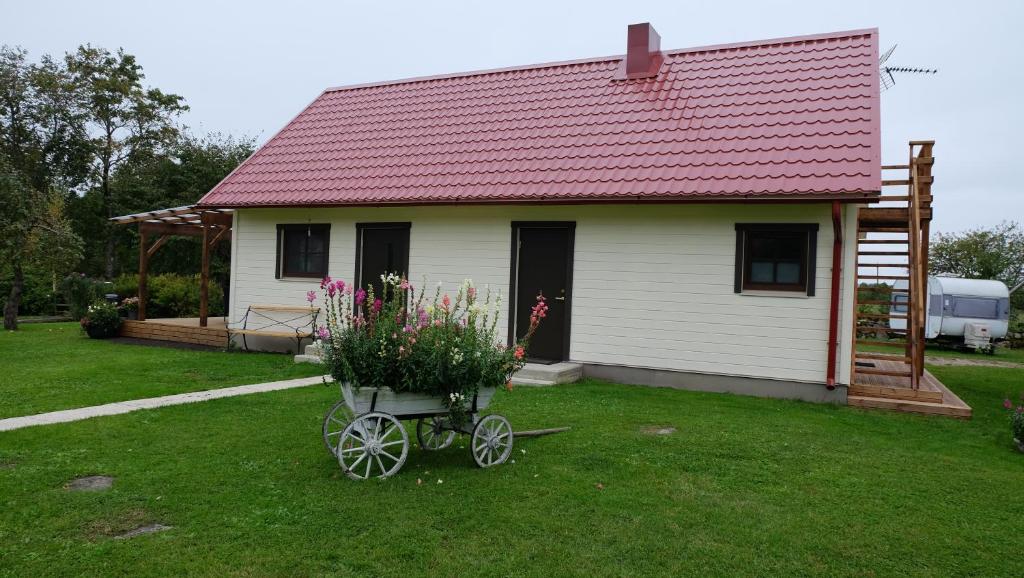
[85,324,119,339]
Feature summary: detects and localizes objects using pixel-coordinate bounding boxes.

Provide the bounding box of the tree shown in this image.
[930,221,1024,307]
[65,45,187,278]
[0,47,87,329]
[104,133,255,308]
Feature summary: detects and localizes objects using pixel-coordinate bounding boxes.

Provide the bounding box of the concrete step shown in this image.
[510,375,557,387]
[294,342,324,364]
[513,362,582,385]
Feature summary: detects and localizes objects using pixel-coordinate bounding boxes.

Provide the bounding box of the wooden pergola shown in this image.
[110,205,233,327]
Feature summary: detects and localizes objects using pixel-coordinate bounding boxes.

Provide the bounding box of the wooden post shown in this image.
[200,222,210,327]
[138,228,148,322]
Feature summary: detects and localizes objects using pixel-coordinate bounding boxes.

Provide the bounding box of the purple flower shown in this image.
[327,283,337,298]
[306,290,317,303]
[355,288,366,306]
[1005,399,1014,410]
[333,279,346,295]
[372,298,383,313]
[320,276,332,289]
[316,325,329,340]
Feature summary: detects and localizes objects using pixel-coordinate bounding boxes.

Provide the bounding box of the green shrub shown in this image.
[110,273,223,318]
[0,269,57,316]
[80,300,121,339]
[61,274,105,320]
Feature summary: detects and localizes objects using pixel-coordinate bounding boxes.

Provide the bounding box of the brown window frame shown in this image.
[734,223,817,296]
[276,224,331,279]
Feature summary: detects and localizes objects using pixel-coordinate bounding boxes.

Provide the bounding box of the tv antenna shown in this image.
[879,44,937,90]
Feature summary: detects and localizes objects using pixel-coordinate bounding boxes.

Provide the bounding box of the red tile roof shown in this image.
[198,29,881,208]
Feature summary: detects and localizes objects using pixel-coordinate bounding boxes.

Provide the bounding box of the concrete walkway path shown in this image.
[0,375,330,433]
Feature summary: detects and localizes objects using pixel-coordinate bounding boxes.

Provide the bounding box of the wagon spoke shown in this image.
[348,451,367,473]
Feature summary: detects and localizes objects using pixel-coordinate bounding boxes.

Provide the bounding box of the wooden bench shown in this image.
[231,304,320,353]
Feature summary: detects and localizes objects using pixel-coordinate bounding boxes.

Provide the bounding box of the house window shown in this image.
[276,224,330,278]
[355,223,411,300]
[734,224,818,295]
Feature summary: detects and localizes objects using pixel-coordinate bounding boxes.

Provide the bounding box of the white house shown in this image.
[178,24,952,411]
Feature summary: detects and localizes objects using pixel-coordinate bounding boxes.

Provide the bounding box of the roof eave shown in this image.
[197,191,881,210]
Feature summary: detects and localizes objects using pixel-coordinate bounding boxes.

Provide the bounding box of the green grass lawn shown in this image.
[0,344,1022,575]
[0,323,324,419]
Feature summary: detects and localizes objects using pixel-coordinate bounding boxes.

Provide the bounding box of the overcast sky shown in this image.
[3,0,1020,233]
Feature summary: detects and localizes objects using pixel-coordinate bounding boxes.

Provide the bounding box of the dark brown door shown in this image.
[356,223,410,300]
[513,223,574,362]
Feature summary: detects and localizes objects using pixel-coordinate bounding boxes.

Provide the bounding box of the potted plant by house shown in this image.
[118,296,140,320]
[1004,395,1024,453]
[80,300,122,339]
[317,274,546,480]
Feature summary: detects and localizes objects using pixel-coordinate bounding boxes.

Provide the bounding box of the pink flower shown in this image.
[399,278,411,290]
[355,289,366,306]
[332,279,346,295]
[398,345,405,354]
[1005,399,1014,410]
[344,285,353,296]
[327,283,337,298]
[434,319,442,327]
[467,287,476,300]
[306,290,317,303]
[320,276,332,289]
[514,346,525,360]
[442,294,451,310]
[372,299,383,313]
[316,325,329,340]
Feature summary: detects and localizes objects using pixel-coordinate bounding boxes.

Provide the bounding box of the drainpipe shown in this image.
[826,201,843,389]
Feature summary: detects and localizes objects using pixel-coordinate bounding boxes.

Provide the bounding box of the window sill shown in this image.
[739,290,811,299]
[277,277,322,283]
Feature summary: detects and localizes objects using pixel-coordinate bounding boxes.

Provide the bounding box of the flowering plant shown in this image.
[80,300,122,339]
[1003,395,1024,451]
[315,274,547,426]
[118,296,140,313]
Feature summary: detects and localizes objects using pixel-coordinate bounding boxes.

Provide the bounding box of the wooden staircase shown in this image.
[847,142,970,416]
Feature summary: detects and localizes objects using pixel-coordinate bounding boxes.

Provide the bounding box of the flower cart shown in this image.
[314,274,548,481]
[323,384,512,480]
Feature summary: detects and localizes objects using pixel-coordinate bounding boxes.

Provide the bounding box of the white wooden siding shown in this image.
[230,204,851,385]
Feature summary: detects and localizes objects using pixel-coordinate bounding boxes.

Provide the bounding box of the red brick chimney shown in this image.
[617,23,664,79]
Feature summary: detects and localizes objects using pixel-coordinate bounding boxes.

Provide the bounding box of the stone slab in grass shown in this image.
[66,475,114,491]
[115,524,172,540]
[641,425,676,435]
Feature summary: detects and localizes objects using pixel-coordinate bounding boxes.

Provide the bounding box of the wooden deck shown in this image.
[120,317,229,348]
[848,359,972,418]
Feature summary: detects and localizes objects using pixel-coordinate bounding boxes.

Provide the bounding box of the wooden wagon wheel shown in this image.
[470,414,513,468]
[322,399,355,456]
[337,412,408,480]
[416,416,456,451]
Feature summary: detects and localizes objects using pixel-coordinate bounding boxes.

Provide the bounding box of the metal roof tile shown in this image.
[198,29,880,207]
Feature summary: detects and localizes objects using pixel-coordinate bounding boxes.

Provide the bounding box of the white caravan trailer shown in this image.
[891,277,1011,351]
